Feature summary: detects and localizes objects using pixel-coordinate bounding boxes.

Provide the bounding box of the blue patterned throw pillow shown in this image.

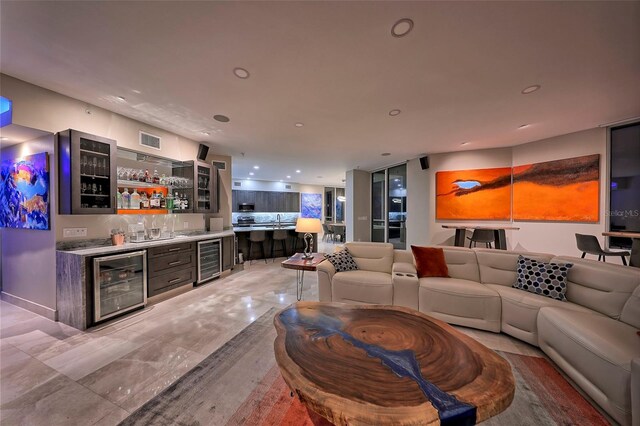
[513,255,573,301]
[324,248,359,273]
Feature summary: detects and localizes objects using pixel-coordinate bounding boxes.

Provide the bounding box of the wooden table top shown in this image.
[280,253,326,271]
[274,302,515,426]
[442,224,521,230]
[603,231,640,239]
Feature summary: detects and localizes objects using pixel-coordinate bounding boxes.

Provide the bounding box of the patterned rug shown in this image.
[120,308,610,426]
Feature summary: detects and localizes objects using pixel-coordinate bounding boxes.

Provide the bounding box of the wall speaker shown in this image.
[419,156,429,170]
[197,144,209,161]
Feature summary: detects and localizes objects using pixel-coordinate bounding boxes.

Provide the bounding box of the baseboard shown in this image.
[1,291,58,321]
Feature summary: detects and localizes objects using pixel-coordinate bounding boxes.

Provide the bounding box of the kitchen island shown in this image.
[233,225,317,262]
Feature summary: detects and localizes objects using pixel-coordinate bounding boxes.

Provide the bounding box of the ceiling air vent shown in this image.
[285,184,292,190]
[139,131,161,150]
[234,181,242,187]
[212,160,227,171]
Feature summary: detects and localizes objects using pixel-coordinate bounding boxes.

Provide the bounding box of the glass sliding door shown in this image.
[371,170,387,242]
[387,164,407,249]
[324,187,334,222]
[371,164,407,248]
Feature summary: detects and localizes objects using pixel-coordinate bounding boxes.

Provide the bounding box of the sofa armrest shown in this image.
[633,357,640,426]
[392,270,419,310]
[316,260,336,302]
[393,262,417,275]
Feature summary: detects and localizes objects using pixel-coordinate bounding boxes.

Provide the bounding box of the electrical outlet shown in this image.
[63,228,87,238]
[183,221,189,229]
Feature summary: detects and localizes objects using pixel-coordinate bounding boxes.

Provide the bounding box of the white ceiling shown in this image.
[2,1,639,185]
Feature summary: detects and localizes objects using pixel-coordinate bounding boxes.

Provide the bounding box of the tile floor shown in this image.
[2,244,549,425]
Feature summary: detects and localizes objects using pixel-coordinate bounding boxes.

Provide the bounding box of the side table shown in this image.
[281,253,325,301]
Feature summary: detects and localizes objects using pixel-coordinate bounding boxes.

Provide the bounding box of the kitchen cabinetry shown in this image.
[195,162,219,213]
[222,235,235,271]
[147,242,196,297]
[232,190,300,213]
[58,129,118,214]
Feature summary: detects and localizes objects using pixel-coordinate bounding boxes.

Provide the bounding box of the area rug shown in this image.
[119,308,610,426]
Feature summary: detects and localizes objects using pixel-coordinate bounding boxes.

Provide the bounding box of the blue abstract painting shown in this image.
[0,152,50,230]
[300,193,322,219]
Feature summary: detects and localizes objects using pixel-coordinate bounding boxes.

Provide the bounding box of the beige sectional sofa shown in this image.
[316,242,640,426]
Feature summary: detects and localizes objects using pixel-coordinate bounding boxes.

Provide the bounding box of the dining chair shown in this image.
[467,229,495,248]
[575,234,629,266]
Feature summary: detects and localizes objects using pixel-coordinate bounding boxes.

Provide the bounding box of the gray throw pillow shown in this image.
[324,248,358,272]
[513,255,573,301]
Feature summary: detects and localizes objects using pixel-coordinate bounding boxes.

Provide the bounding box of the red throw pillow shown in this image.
[411,246,450,278]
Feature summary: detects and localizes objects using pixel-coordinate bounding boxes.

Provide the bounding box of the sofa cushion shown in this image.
[474,248,554,287]
[411,246,449,278]
[344,242,394,274]
[513,256,572,301]
[486,284,596,346]
[324,248,358,273]
[621,284,640,329]
[418,277,501,332]
[441,247,480,282]
[538,307,640,426]
[552,256,640,319]
[332,270,393,304]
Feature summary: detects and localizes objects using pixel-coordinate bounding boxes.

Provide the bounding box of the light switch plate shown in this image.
[63,228,87,238]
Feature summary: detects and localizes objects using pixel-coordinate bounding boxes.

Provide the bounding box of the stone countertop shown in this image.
[56,229,236,257]
[233,226,298,233]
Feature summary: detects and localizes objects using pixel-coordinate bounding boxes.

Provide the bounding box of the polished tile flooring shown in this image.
[2,247,549,425]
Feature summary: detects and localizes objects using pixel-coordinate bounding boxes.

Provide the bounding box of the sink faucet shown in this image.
[276,214,281,228]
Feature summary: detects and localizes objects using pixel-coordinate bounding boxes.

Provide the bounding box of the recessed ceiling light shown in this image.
[397,184,402,187]
[201,131,210,136]
[461,141,470,146]
[381,152,391,156]
[213,114,230,123]
[249,172,254,176]
[286,175,291,179]
[521,85,541,94]
[389,109,401,116]
[233,67,250,79]
[116,96,126,102]
[394,178,399,182]
[295,122,304,127]
[253,165,259,170]
[518,124,530,129]
[132,89,142,94]
[391,18,414,38]
[296,170,301,173]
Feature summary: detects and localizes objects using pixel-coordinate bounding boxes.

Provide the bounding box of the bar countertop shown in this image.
[233,225,298,233]
[56,229,236,257]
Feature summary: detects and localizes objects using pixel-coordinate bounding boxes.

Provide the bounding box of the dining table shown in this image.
[602,231,640,268]
[442,225,520,250]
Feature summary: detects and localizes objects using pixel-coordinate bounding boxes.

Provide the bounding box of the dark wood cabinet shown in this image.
[232,190,300,213]
[222,235,235,271]
[58,129,118,215]
[147,242,195,297]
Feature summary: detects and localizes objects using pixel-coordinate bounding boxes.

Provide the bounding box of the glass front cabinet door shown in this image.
[58,129,118,214]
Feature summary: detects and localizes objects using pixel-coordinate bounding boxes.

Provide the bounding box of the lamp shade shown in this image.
[295,218,322,233]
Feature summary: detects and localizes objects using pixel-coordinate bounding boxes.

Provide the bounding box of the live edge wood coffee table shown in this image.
[274,302,515,426]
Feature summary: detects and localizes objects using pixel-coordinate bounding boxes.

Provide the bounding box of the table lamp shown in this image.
[295,218,322,259]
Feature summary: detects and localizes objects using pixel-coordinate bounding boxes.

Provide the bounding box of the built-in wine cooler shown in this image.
[93,250,147,322]
[197,239,221,284]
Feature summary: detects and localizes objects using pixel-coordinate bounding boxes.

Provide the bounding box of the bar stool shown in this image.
[270,230,288,261]
[248,230,267,264]
[292,232,306,253]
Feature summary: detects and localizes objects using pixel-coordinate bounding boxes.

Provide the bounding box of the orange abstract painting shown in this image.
[436,167,512,220]
[513,154,599,222]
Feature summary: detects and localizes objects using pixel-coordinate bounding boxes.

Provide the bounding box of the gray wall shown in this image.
[1,134,58,318]
[346,169,371,242]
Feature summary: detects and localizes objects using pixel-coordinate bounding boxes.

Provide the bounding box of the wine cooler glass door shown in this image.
[94,250,147,322]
